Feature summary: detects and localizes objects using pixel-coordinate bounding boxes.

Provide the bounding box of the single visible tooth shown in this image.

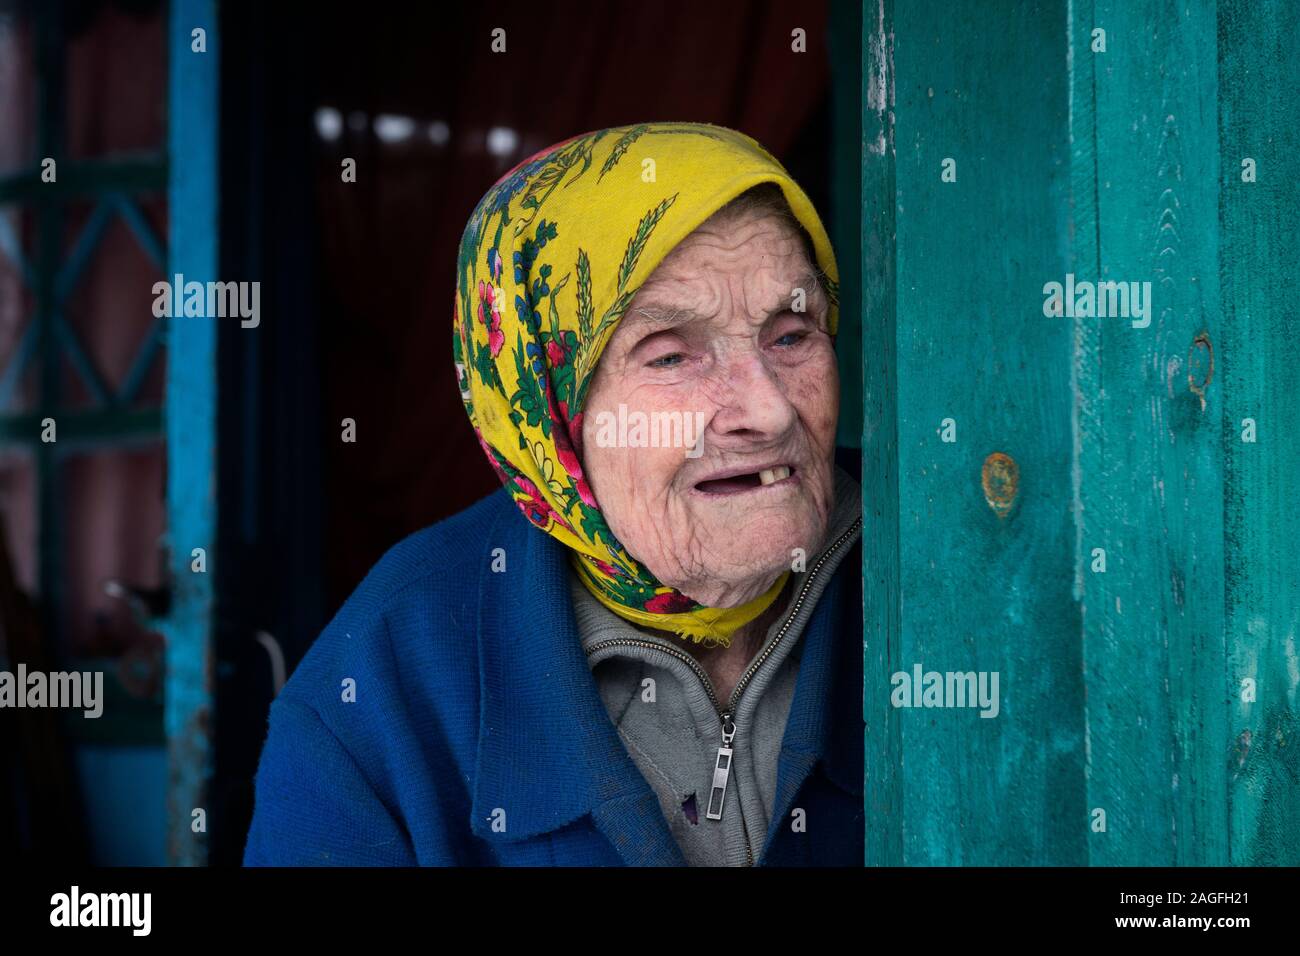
[759,468,776,486]
[773,466,791,481]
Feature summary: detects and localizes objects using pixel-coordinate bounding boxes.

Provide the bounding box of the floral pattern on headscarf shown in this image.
[453,122,839,643]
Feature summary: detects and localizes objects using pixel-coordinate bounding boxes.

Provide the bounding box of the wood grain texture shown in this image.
[1217,0,1300,866]
[861,0,902,866]
[866,0,1297,865]
[887,0,1085,865]
[1075,0,1231,867]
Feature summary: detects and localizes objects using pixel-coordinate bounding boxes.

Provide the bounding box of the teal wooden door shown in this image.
[862,0,1299,866]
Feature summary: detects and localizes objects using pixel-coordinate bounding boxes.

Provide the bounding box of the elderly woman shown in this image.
[244,122,863,866]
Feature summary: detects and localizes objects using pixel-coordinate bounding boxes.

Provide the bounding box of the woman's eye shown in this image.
[774,332,808,347]
[648,352,685,368]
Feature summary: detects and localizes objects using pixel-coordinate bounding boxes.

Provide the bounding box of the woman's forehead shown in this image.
[630,251,825,313]
[609,275,826,353]
[643,209,820,285]
[671,207,812,259]
[630,269,825,320]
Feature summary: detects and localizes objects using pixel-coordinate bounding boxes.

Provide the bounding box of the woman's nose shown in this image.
[706,352,797,442]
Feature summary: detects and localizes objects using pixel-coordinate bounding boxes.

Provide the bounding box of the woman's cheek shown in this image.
[786,349,839,440]
[580,414,619,503]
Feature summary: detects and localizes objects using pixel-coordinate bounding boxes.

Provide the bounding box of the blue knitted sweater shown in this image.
[243,487,864,866]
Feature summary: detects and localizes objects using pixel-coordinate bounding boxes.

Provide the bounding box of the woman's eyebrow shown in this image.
[776,271,827,314]
[623,273,825,336]
[622,304,702,334]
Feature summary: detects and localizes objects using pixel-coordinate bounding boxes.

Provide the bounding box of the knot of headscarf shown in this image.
[452,122,839,644]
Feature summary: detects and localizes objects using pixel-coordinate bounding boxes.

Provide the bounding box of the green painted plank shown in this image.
[891,0,1085,865]
[867,0,1295,867]
[860,0,902,866]
[1217,0,1300,867]
[1074,0,1230,865]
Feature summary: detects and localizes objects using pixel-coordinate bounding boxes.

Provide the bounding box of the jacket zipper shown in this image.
[586,514,863,867]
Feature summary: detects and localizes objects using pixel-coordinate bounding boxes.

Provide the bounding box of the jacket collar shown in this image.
[469,490,863,862]
[469,495,685,864]
[773,547,864,799]
[756,539,864,862]
[770,469,866,810]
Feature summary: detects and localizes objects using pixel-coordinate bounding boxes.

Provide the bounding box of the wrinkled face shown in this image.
[581,205,839,608]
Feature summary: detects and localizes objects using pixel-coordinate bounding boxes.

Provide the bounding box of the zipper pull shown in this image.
[705,713,737,821]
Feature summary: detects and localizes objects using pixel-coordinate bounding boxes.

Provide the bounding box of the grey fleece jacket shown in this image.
[569,466,863,866]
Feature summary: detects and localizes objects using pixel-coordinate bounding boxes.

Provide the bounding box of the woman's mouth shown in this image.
[693,464,797,495]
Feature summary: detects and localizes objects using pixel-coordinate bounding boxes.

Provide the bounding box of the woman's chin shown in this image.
[677,576,782,610]
[672,544,805,608]
[692,512,825,568]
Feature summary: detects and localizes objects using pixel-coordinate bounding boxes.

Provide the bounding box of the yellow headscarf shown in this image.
[452,122,839,644]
